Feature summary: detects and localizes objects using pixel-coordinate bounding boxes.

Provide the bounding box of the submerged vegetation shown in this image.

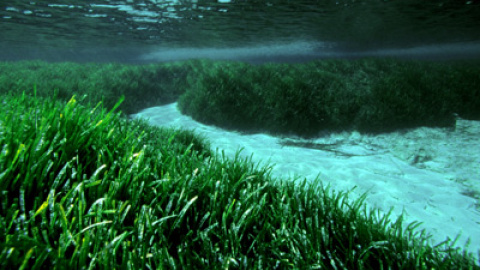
[1,58,480,268]
[178,59,480,137]
[2,58,479,138]
[1,91,479,269]
[0,60,196,115]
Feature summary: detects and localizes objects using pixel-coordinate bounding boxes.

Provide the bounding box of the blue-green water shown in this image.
[1,0,480,62]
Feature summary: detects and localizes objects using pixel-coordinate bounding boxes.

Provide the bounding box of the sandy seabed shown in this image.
[132,102,480,259]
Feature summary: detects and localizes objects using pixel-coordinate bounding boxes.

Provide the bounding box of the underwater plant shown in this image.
[1,91,478,269]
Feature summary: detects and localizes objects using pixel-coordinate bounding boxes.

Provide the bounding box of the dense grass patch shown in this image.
[178,58,480,137]
[2,58,479,137]
[0,60,200,114]
[1,92,479,269]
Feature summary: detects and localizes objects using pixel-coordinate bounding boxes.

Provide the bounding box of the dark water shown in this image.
[1,0,480,63]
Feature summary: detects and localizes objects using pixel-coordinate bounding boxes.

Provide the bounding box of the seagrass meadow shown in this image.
[1,58,479,137]
[1,59,480,269]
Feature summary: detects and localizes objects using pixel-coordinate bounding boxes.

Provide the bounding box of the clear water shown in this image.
[1,0,480,62]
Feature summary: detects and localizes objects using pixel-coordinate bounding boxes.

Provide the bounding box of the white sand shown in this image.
[132,102,480,259]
